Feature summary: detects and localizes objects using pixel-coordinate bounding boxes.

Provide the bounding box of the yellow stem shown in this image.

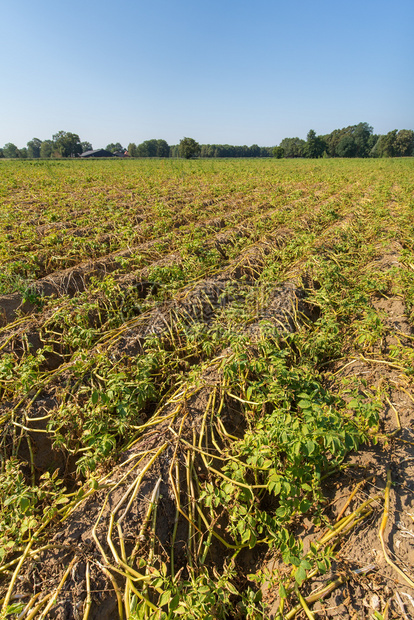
[1,539,36,614]
[379,469,414,589]
[97,563,124,620]
[385,395,401,431]
[294,583,315,620]
[23,594,53,620]
[83,561,92,620]
[38,555,78,619]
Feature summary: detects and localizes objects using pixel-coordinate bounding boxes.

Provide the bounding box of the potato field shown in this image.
[1,157,414,619]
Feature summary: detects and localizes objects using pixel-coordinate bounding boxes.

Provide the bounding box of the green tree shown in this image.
[382,130,398,157]
[52,131,82,157]
[3,143,19,158]
[40,140,53,158]
[106,142,124,153]
[81,141,93,153]
[179,137,200,159]
[394,130,414,156]
[353,122,373,157]
[370,131,396,158]
[134,138,170,157]
[323,122,373,157]
[323,128,343,157]
[370,136,382,158]
[200,144,209,157]
[279,137,306,158]
[273,146,285,158]
[305,130,326,158]
[136,140,157,157]
[260,146,273,157]
[367,133,379,155]
[27,138,42,158]
[336,135,357,157]
[169,144,179,158]
[249,144,261,157]
[128,143,137,157]
[156,139,170,157]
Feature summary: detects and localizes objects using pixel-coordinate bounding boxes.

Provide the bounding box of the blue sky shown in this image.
[1,0,413,148]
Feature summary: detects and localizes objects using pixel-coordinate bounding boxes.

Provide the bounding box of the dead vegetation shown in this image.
[1,158,414,619]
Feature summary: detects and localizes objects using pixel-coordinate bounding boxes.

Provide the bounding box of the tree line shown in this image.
[0,133,93,159]
[1,124,413,160]
[276,124,414,159]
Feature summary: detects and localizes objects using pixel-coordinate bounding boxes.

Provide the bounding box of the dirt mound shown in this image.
[261,287,414,618]
[104,244,309,360]
[0,199,323,330]
[0,220,254,327]
[10,284,310,619]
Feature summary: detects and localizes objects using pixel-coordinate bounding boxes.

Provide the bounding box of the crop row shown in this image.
[0,158,413,619]
[0,158,392,295]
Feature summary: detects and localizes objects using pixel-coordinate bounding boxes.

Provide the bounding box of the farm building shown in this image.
[80,149,115,158]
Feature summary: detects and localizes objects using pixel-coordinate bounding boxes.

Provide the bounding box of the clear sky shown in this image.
[1,0,413,149]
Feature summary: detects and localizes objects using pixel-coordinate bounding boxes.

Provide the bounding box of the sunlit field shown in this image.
[1,157,414,619]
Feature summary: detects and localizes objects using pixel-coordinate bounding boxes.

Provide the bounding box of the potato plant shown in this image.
[0,158,413,619]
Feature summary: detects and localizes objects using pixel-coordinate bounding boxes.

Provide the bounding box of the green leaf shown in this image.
[348,398,359,409]
[55,496,70,505]
[310,542,318,554]
[270,481,281,495]
[175,606,187,615]
[306,440,316,455]
[227,582,239,595]
[242,529,250,543]
[158,591,171,607]
[5,602,25,615]
[169,595,180,611]
[19,497,30,513]
[282,551,292,564]
[299,499,311,513]
[298,399,312,410]
[152,578,163,588]
[91,390,99,404]
[344,432,355,450]
[295,565,307,585]
[290,556,301,567]
[276,505,288,518]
